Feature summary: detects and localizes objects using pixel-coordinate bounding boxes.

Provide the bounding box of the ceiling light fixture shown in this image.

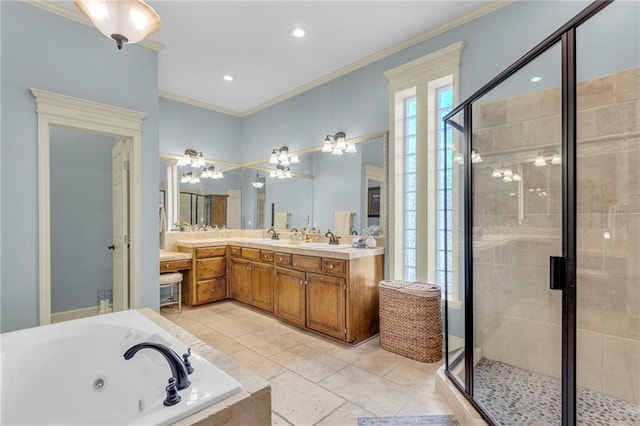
[223,75,234,81]
[74,0,161,50]
[251,171,265,189]
[176,149,206,168]
[530,76,542,82]
[268,146,299,166]
[291,27,306,38]
[321,132,356,156]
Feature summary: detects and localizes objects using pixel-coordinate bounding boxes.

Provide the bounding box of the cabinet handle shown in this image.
[328,264,334,269]
[299,280,303,285]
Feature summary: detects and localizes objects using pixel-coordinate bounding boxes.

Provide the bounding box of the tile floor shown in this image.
[161,300,453,426]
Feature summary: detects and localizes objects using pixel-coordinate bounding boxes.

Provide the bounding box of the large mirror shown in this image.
[160,131,387,236]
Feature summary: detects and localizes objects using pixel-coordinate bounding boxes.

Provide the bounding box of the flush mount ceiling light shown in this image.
[201,165,223,179]
[530,76,542,83]
[180,172,200,184]
[176,149,206,168]
[268,146,299,166]
[74,0,161,50]
[223,75,234,81]
[251,171,265,189]
[321,132,356,156]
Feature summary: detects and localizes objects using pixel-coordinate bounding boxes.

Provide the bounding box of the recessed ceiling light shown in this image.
[223,75,233,81]
[291,27,306,38]
[530,76,542,82]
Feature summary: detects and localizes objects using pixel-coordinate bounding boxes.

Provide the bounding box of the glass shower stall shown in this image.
[443,1,639,424]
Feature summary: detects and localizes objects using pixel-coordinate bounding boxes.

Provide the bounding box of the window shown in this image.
[385,42,463,304]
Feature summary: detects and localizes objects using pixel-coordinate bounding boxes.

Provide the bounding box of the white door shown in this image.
[227,189,242,229]
[112,138,129,311]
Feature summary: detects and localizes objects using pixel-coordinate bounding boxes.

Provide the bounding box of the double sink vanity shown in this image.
[161,237,384,344]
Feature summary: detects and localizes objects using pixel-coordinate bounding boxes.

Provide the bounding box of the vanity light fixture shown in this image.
[268,146,299,166]
[471,150,483,163]
[268,164,292,179]
[74,0,161,50]
[534,154,547,167]
[251,172,265,189]
[491,168,503,178]
[322,132,356,156]
[181,172,200,184]
[201,165,223,179]
[551,153,562,165]
[176,149,206,168]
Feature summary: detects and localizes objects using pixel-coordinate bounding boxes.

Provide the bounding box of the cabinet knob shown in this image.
[328,264,334,269]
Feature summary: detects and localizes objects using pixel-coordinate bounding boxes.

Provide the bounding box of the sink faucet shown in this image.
[325,230,339,245]
[124,342,192,390]
[267,227,279,240]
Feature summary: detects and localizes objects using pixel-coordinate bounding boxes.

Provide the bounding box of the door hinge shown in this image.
[344,328,347,335]
[124,234,130,244]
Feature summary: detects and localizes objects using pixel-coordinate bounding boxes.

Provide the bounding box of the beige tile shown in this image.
[199,330,248,355]
[271,411,292,425]
[319,366,411,416]
[207,317,259,338]
[270,344,348,383]
[349,347,407,377]
[234,331,299,357]
[615,67,640,102]
[270,371,345,426]
[315,402,374,426]
[229,349,287,379]
[577,74,615,110]
[595,101,638,136]
[384,359,442,387]
[396,391,453,416]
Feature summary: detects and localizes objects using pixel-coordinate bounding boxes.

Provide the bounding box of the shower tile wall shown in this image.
[471,67,639,405]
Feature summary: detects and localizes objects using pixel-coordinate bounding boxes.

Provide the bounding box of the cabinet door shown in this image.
[306,272,346,340]
[196,257,226,280]
[274,267,306,327]
[230,257,252,304]
[251,262,274,313]
[195,278,226,304]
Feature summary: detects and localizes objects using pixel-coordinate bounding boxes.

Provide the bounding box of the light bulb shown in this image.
[345,143,357,153]
[492,169,502,178]
[551,154,561,165]
[290,154,299,163]
[322,137,333,153]
[269,150,278,164]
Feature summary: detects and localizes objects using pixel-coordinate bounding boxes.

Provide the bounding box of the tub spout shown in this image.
[124,342,191,390]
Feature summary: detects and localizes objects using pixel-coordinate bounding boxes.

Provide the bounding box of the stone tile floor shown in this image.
[161,300,453,426]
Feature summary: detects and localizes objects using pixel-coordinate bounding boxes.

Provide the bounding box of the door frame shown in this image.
[32,89,146,325]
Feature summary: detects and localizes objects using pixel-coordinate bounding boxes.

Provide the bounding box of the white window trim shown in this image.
[385,41,463,308]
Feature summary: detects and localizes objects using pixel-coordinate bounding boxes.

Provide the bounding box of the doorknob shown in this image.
[108,245,115,250]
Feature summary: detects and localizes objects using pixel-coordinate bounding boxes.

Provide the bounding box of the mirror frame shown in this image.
[160,130,388,234]
[33,89,146,325]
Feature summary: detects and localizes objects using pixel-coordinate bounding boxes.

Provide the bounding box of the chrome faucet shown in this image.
[267,227,279,240]
[325,230,339,245]
[123,343,192,390]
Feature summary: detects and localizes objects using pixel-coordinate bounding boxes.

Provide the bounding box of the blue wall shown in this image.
[50,128,118,313]
[1,2,159,332]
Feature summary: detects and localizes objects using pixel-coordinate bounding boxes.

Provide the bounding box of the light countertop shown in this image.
[175,238,384,260]
[160,250,193,261]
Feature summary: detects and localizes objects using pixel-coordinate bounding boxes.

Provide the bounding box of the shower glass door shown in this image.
[576,1,640,423]
[470,43,564,424]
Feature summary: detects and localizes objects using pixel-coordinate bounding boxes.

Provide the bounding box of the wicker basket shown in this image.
[379,280,442,362]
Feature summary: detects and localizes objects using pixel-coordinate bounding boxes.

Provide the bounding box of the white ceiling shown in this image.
[57,1,496,115]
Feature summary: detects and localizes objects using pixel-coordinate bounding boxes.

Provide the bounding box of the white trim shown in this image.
[159,91,243,118]
[32,88,146,325]
[23,0,165,52]
[386,42,464,281]
[51,306,99,324]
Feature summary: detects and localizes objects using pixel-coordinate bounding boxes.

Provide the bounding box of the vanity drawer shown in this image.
[322,258,346,275]
[159,259,191,273]
[230,246,242,257]
[196,257,226,280]
[275,253,292,267]
[196,278,226,304]
[196,246,226,259]
[292,254,322,273]
[260,250,274,262]
[241,247,261,261]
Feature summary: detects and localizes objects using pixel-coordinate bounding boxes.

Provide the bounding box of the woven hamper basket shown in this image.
[379,280,442,362]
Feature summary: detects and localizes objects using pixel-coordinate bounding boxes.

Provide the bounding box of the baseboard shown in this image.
[51,306,99,323]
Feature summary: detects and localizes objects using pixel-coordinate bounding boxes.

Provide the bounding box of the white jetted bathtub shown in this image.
[0,310,242,425]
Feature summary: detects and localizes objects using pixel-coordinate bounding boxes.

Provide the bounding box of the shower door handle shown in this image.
[550,256,566,291]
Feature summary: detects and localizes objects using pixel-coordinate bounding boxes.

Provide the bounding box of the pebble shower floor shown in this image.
[473,358,640,425]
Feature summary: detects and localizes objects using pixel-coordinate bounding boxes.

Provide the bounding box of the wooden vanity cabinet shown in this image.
[179,245,227,306]
[230,247,274,313]
[274,252,382,343]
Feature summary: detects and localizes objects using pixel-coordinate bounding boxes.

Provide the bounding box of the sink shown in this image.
[246,238,282,244]
[298,242,352,250]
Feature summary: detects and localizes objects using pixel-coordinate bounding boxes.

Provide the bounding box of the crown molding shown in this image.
[241,0,514,117]
[159,91,243,118]
[23,0,165,52]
